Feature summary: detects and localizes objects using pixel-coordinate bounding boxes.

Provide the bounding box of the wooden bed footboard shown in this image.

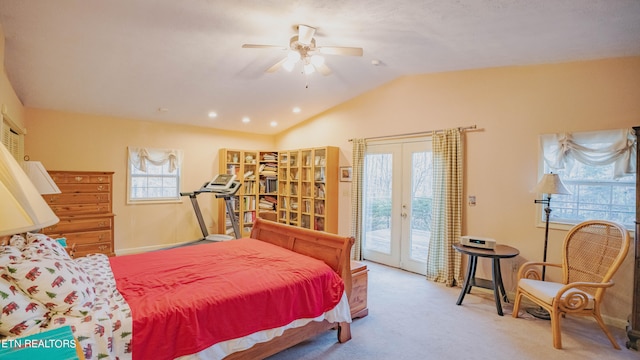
[250,218,355,299]
[227,218,354,359]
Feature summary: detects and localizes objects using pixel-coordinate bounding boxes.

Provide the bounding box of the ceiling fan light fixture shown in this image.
[282,59,296,72]
[304,63,315,75]
[282,50,301,72]
[287,50,301,62]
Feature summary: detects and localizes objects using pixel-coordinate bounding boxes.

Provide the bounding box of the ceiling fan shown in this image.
[242,24,363,76]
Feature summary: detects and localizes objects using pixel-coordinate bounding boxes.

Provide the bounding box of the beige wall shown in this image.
[0,24,26,130]
[24,108,275,252]
[276,56,640,325]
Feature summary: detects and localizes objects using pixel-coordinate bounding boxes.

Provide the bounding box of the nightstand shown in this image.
[350,261,369,319]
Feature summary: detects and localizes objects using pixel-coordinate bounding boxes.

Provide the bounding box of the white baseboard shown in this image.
[115,241,194,256]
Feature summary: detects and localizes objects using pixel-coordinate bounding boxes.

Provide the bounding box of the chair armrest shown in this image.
[555,280,614,312]
[517,261,561,280]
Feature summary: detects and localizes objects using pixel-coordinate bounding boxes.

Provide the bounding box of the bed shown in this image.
[0,218,354,359]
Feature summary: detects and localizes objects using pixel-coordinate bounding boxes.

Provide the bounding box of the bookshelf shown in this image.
[219,146,338,236]
[279,146,338,233]
[218,149,259,237]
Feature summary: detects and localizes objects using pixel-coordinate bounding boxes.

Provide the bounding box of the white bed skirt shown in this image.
[177,292,352,360]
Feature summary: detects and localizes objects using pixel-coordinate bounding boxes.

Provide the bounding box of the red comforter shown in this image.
[109,238,345,360]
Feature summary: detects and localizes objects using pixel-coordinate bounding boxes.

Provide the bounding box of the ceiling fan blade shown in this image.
[266,57,287,73]
[318,46,363,56]
[242,44,288,50]
[297,24,316,45]
[315,63,332,76]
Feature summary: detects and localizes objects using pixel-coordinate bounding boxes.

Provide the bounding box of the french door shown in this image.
[361,138,433,274]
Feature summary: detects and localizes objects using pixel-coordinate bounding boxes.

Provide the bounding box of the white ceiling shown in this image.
[0,0,639,135]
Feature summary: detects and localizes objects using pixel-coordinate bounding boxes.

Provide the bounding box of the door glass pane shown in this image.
[410,150,432,261]
[363,153,393,254]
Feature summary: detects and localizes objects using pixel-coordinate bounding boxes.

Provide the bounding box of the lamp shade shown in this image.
[532,173,572,195]
[22,161,61,195]
[0,144,59,236]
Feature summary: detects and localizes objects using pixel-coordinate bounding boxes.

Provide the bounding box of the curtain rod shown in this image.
[348,125,477,142]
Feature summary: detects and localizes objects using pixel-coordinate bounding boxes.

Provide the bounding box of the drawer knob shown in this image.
[49,196,58,203]
[98,221,107,227]
[98,245,107,251]
[97,177,105,182]
[97,185,104,191]
[74,176,84,182]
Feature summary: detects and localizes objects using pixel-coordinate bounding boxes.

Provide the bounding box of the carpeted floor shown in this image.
[268,261,638,360]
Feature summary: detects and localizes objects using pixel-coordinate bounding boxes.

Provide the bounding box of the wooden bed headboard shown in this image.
[250,218,355,298]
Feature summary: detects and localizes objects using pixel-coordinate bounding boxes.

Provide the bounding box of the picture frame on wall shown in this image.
[340,166,352,182]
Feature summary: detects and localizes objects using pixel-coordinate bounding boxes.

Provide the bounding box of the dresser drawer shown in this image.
[74,243,114,258]
[43,216,113,234]
[50,173,112,184]
[49,203,112,216]
[57,183,111,193]
[46,230,112,246]
[44,193,110,205]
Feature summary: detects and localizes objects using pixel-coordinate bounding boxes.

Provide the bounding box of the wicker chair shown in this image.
[512,220,630,349]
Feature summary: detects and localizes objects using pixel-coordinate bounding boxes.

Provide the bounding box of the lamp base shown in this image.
[526,306,551,320]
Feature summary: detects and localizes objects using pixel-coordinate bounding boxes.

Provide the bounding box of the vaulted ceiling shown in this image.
[0,0,639,135]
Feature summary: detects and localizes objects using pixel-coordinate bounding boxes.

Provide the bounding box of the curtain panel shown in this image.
[540,128,636,179]
[350,139,366,260]
[425,128,462,286]
[128,147,183,173]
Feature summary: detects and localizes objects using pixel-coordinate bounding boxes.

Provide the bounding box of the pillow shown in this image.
[8,234,26,251]
[0,275,48,337]
[22,233,71,261]
[5,257,96,317]
[0,246,23,265]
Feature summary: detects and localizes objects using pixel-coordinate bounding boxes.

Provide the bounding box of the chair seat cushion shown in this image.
[519,279,594,310]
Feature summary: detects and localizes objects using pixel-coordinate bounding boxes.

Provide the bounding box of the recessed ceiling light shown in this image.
[208,111,217,118]
[270,121,278,127]
[292,107,301,113]
[242,117,251,123]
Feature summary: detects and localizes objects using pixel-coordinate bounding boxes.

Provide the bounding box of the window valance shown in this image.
[540,128,636,179]
[128,147,183,173]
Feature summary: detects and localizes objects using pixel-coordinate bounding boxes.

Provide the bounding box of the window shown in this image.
[127,147,183,203]
[1,114,24,161]
[539,129,636,228]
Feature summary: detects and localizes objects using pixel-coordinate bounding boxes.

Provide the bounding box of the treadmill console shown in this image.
[205,174,236,191]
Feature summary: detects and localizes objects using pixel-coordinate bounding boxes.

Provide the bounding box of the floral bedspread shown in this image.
[1,233,133,360]
[54,254,134,359]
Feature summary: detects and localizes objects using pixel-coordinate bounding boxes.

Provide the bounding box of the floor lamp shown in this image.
[526,173,571,320]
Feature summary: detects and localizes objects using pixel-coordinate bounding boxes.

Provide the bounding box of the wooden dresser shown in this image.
[350,261,369,319]
[41,171,115,258]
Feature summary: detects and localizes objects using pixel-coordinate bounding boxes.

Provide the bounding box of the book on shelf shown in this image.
[264,177,278,193]
[258,196,276,210]
[243,196,256,210]
[261,152,278,161]
[244,211,256,223]
[243,170,254,179]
